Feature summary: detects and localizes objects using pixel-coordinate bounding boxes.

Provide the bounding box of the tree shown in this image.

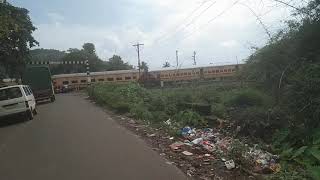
[0,2,38,78]
[107,55,133,71]
[242,0,320,143]
[82,43,96,55]
[163,61,171,68]
[30,49,66,62]
[140,61,149,72]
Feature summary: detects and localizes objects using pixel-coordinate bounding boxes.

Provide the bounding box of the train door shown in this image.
[200,68,204,79]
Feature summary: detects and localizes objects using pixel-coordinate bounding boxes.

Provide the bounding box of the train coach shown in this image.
[52,64,242,90]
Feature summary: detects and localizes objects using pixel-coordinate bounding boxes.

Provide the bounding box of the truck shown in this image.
[22,66,55,102]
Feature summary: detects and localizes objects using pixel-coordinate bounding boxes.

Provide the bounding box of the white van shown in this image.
[0,85,37,120]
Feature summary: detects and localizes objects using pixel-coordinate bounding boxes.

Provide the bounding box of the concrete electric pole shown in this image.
[192,51,197,66]
[176,50,179,67]
[133,43,144,77]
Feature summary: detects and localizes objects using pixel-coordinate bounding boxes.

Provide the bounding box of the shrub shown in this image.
[226,88,271,108]
[172,110,207,127]
[212,103,227,118]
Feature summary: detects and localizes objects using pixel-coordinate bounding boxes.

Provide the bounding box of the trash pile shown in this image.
[170,126,281,175]
[114,114,280,179]
[245,146,281,174]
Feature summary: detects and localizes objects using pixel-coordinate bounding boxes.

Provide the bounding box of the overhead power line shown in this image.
[154,0,210,43]
[239,2,272,40]
[155,0,216,44]
[179,0,241,42]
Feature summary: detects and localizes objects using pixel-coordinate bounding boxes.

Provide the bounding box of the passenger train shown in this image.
[52,64,242,90]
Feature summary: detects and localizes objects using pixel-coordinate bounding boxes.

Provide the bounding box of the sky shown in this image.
[10,0,308,70]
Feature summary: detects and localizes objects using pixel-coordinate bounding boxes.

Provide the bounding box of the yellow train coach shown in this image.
[52,70,140,90]
[52,64,242,90]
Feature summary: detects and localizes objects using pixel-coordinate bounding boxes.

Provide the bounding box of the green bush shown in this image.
[172,110,207,127]
[226,88,271,107]
[212,103,227,118]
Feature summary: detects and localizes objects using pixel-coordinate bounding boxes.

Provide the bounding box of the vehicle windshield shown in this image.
[0,87,23,101]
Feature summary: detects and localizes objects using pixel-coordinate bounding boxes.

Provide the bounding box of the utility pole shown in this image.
[85,59,91,85]
[192,51,197,66]
[176,50,179,67]
[133,43,144,78]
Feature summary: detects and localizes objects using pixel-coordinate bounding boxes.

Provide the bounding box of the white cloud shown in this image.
[32,0,308,70]
[220,40,239,48]
[47,12,65,25]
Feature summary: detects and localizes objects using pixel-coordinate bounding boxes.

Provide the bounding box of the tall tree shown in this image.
[82,43,96,55]
[107,55,133,71]
[140,61,149,72]
[0,2,38,78]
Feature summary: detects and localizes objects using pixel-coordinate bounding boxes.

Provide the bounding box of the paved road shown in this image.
[0,94,187,180]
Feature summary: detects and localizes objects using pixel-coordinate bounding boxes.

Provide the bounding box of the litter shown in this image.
[170,141,184,151]
[225,160,235,170]
[182,151,193,156]
[165,119,172,125]
[166,161,174,165]
[148,134,156,137]
[192,138,203,145]
[181,126,196,137]
[129,119,136,124]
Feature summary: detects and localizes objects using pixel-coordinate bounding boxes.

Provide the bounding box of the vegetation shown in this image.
[0,2,38,79]
[240,1,320,178]
[29,44,133,75]
[88,1,320,178]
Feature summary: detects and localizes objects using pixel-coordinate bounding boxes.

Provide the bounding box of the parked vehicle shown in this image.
[0,85,37,120]
[22,66,55,102]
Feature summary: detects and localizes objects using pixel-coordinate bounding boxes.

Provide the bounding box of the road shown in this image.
[0,94,187,180]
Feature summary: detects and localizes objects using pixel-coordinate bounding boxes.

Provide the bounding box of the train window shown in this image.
[184,72,187,75]
[232,69,236,72]
[188,72,191,75]
[125,77,131,80]
[53,81,57,85]
[165,74,169,77]
[71,80,78,84]
[116,77,122,81]
[161,74,164,77]
[220,69,224,73]
[216,70,220,73]
[196,72,199,74]
[228,69,232,72]
[107,78,114,81]
[133,76,137,79]
[98,79,104,82]
[81,80,87,83]
[224,69,227,72]
[91,79,96,82]
[63,81,69,85]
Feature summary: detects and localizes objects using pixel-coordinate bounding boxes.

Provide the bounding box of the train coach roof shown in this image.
[150,64,242,72]
[52,69,139,78]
